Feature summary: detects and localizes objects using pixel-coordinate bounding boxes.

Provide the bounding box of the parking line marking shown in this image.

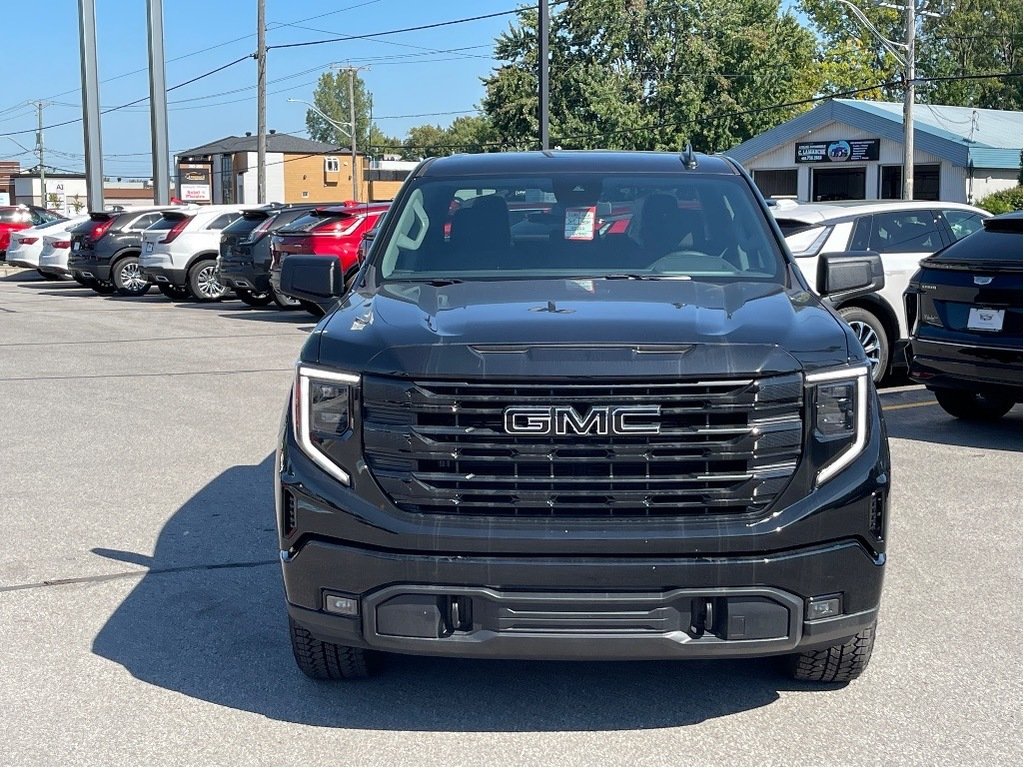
[883,400,936,411]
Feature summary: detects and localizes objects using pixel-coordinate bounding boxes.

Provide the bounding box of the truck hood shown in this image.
[310,278,853,378]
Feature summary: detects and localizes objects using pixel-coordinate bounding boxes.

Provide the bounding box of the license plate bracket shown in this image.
[967,307,1004,332]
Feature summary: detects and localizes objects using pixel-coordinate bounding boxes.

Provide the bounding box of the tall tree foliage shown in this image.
[800,0,1022,109]
[480,0,822,152]
[305,70,374,150]
[918,0,1022,109]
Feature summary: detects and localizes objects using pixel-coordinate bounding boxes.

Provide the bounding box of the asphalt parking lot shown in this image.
[0,267,1021,766]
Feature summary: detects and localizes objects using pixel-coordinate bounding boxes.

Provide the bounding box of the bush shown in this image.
[976,186,1022,215]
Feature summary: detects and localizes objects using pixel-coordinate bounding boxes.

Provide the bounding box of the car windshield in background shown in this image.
[377,174,786,282]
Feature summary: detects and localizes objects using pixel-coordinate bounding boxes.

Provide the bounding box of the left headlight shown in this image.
[806,366,870,486]
[292,364,359,485]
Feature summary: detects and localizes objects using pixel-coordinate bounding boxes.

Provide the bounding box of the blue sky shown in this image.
[0,0,520,179]
[0,1,809,180]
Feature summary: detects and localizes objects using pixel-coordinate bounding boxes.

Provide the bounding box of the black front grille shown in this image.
[362,375,804,518]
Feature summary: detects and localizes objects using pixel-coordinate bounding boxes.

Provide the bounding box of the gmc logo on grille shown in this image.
[503,405,662,436]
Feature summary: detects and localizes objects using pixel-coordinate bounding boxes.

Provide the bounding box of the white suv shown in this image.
[772,200,990,382]
[139,205,248,301]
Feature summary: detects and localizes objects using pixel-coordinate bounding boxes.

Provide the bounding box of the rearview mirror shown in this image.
[280,256,344,302]
[817,251,885,302]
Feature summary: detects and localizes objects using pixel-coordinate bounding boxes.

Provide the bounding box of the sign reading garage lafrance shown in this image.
[795,139,880,163]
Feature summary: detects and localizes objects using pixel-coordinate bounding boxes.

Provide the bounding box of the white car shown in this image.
[6,217,86,272]
[139,205,249,301]
[772,200,990,382]
[37,217,92,280]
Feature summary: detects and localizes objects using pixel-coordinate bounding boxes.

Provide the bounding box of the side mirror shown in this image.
[817,251,885,302]
[280,256,344,301]
[356,227,377,264]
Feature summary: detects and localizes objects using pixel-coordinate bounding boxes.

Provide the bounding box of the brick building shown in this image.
[174,132,402,204]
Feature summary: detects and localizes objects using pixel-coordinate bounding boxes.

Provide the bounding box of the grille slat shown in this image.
[362,374,804,519]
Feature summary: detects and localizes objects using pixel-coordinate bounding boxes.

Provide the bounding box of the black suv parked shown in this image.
[217,205,323,308]
[905,210,1022,419]
[276,150,890,683]
[67,207,177,296]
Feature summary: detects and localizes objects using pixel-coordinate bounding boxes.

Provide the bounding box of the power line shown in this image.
[0,55,252,139]
[0,0,387,115]
[266,7,540,51]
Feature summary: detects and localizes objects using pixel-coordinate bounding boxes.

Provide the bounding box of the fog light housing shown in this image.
[807,596,842,620]
[324,593,360,616]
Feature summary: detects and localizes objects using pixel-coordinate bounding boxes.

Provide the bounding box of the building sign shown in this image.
[178,165,211,202]
[795,139,880,163]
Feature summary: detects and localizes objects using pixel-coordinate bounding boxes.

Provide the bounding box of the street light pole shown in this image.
[257,0,267,204]
[902,0,915,200]
[538,0,550,150]
[347,67,358,201]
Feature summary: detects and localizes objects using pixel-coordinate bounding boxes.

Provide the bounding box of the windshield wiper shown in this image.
[594,273,691,281]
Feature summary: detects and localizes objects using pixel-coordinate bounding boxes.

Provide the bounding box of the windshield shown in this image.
[375,174,786,282]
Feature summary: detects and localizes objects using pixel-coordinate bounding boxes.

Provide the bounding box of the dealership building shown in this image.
[725,99,1022,204]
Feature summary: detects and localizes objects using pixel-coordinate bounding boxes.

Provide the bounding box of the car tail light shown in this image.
[20,237,38,245]
[247,216,276,243]
[53,240,71,249]
[161,216,193,244]
[90,219,114,241]
[312,215,362,237]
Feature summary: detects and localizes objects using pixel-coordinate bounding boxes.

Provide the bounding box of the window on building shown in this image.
[812,167,866,201]
[325,157,340,173]
[752,169,798,198]
[880,164,941,201]
[220,155,234,204]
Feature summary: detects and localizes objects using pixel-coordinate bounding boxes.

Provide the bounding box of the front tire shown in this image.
[288,618,375,680]
[187,259,227,302]
[112,256,151,296]
[838,306,889,384]
[236,288,274,307]
[933,388,1016,421]
[788,622,875,683]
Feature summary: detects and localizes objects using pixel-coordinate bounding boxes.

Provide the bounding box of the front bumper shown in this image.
[909,336,1023,395]
[284,539,882,660]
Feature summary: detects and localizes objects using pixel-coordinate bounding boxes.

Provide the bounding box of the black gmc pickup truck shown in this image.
[276,150,890,683]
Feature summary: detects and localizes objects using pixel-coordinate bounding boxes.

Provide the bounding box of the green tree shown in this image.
[801,0,1022,109]
[480,0,822,153]
[798,0,905,99]
[917,0,1022,109]
[401,124,451,160]
[305,70,373,150]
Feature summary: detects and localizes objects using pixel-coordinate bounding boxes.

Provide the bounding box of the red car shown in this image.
[269,202,390,315]
[0,206,66,257]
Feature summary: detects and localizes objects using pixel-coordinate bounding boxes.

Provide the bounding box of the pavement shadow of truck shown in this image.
[92,454,814,731]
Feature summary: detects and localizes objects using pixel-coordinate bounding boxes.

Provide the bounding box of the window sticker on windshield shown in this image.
[564,206,596,240]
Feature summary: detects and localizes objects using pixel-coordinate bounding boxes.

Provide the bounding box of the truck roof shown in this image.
[417,150,740,178]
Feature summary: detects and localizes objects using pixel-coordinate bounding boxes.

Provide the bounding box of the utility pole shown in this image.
[347,67,358,201]
[902,0,915,200]
[146,0,170,205]
[77,0,104,212]
[33,102,47,208]
[257,0,267,204]
[538,0,550,150]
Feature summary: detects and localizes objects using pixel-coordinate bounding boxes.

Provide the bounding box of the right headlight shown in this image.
[806,366,870,486]
[292,364,359,485]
